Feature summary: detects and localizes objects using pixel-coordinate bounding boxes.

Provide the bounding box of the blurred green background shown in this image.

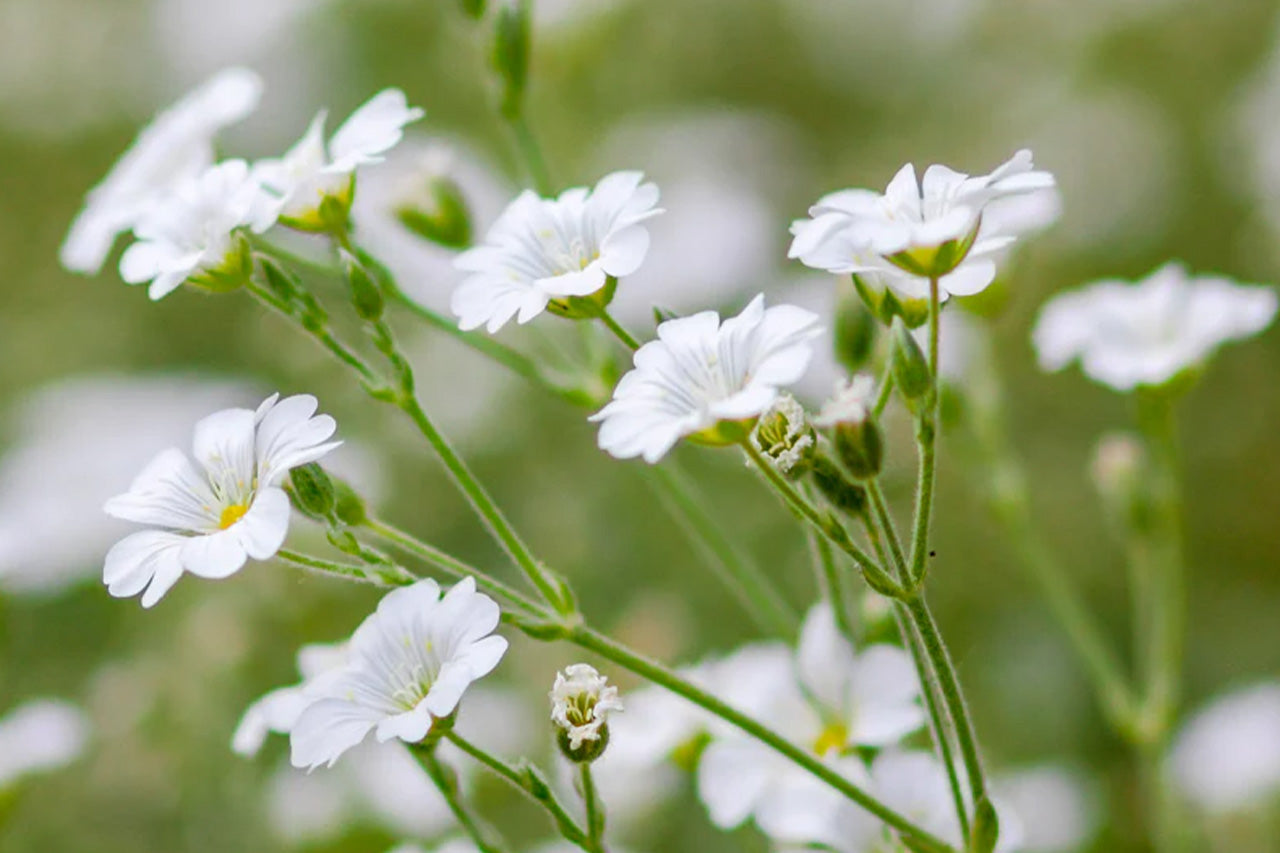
[1,0,1279,851]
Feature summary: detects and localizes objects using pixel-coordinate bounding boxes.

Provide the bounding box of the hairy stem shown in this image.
[414,747,510,853]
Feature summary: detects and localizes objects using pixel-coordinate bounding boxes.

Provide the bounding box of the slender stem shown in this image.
[569,625,956,853]
[807,527,856,645]
[579,763,606,852]
[275,548,398,587]
[594,308,642,351]
[903,594,987,809]
[245,280,382,386]
[874,368,896,417]
[414,747,510,853]
[646,463,798,638]
[444,730,592,851]
[907,278,942,587]
[866,480,909,583]
[510,112,552,195]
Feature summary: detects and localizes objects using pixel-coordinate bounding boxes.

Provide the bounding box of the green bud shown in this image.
[492,0,530,119]
[751,394,816,480]
[326,528,361,555]
[396,174,472,250]
[833,282,878,371]
[969,796,1000,853]
[809,453,867,518]
[816,376,882,480]
[557,723,609,764]
[259,257,300,305]
[332,479,368,527]
[852,273,929,329]
[545,277,617,320]
[288,463,336,519]
[891,317,932,405]
[341,249,385,322]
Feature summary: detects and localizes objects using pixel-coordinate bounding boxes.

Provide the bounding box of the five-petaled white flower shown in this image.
[550,663,624,752]
[102,393,340,607]
[451,171,663,332]
[60,67,264,275]
[1032,262,1279,392]
[789,149,1055,294]
[289,577,509,770]
[118,159,277,300]
[591,294,822,463]
[254,88,424,230]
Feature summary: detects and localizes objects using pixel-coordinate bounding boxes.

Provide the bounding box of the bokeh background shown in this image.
[2,0,1279,851]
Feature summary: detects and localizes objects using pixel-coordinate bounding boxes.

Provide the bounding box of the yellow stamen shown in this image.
[812,722,849,757]
[219,503,249,530]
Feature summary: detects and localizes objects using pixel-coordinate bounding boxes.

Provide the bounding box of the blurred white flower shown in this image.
[451,171,662,332]
[118,159,276,300]
[550,663,623,752]
[232,642,349,757]
[993,765,1100,852]
[289,577,508,770]
[1168,681,1280,815]
[60,67,262,274]
[1032,263,1278,391]
[790,150,1055,289]
[103,393,340,607]
[0,700,90,789]
[254,88,423,230]
[591,294,822,463]
[815,374,876,428]
[869,751,964,849]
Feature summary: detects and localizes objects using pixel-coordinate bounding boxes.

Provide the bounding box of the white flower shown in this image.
[102,393,340,607]
[752,393,816,476]
[789,149,1055,290]
[869,751,964,849]
[233,642,350,757]
[118,159,277,300]
[993,765,1100,853]
[0,700,90,789]
[591,294,822,463]
[451,171,663,332]
[1032,263,1279,391]
[550,663,624,752]
[289,577,508,770]
[60,67,263,275]
[1168,681,1280,815]
[815,374,877,427]
[254,88,424,229]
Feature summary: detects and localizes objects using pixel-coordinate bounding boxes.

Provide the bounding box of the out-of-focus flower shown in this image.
[790,150,1055,286]
[1032,263,1278,391]
[550,663,623,760]
[993,765,1100,852]
[60,67,262,274]
[591,295,822,463]
[451,171,662,332]
[118,159,276,300]
[869,751,964,849]
[0,700,90,789]
[232,642,349,757]
[254,89,423,230]
[1168,681,1280,815]
[289,577,508,770]
[103,393,340,607]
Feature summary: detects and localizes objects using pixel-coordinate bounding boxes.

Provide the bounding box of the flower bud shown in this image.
[492,0,530,119]
[550,664,623,763]
[395,150,473,250]
[852,272,929,329]
[332,478,368,527]
[816,376,882,480]
[751,394,816,480]
[970,795,1001,853]
[341,250,385,322]
[809,453,867,517]
[891,317,932,405]
[833,281,878,371]
[259,257,301,304]
[288,463,336,520]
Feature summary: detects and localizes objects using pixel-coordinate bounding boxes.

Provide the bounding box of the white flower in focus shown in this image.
[0,700,90,789]
[1033,263,1279,391]
[102,393,340,606]
[289,577,508,770]
[60,67,263,275]
[232,642,349,757]
[550,663,624,754]
[790,149,1055,287]
[118,159,275,300]
[1168,681,1280,815]
[254,88,424,230]
[451,171,663,332]
[591,294,823,463]
[752,393,816,477]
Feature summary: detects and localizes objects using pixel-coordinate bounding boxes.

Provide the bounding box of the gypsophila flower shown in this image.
[751,393,816,478]
[118,159,277,300]
[1168,681,1280,815]
[102,393,340,607]
[790,149,1055,286]
[254,89,424,231]
[550,663,624,760]
[451,171,662,332]
[592,294,822,463]
[289,577,508,770]
[1033,262,1279,392]
[60,67,263,275]
[0,700,90,790]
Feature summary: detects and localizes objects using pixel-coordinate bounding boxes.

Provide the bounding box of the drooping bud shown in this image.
[394,148,473,250]
[809,453,867,518]
[891,317,932,405]
[833,280,878,371]
[288,463,336,520]
[751,394,816,480]
[492,0,531,119]
[341,249,385,322]
[550,664,623,763]
[815,375,882,480]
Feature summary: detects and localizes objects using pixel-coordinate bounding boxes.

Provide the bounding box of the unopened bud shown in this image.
[259,257,300,304]
[341,250,385,322]
[332,478,368,527]
[816,375,882,479]
[891,317,932,405]
[751,394,816,480]
[550,664,623,763]
[395,153,473,250]
[492,0,530,119]
[833,283,877,371]
[809,453,867,517]
[852,272,929,329]
[289,463,336,519]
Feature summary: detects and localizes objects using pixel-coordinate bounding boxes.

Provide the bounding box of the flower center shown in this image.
[218,503,250,530]
[564,692,596,727]
[812,721,849,757]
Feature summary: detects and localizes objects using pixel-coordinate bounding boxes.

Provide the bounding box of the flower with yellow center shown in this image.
[102,393,341,607]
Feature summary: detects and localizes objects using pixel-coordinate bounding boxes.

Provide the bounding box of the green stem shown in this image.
[569,625,957,853]
[646,463,798,638]
[244,280,382,386]
[874,368,896,417]
[444,730,592,851]
[275,548,399,587]
[807,527,856,645]
[907,278,942,587]
[579,763,606,853]
[594,308,642,351]
[413,746,509,853]
[510,112,553,195]
[866,480,910,583]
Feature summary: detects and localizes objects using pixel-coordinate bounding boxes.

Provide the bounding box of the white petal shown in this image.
[329,89,424,171]
[290,699,381,770]
[697,739,774,828]
[103,529,187,606]
[232,487,291,560]
[179,528,248,579]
